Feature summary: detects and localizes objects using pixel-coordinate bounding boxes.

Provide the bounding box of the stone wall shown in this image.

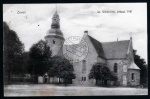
[72,34,106,86]
[45,36,64,56]
[107,59,129,86]
[97,57,106,64]
[127,69,140,86]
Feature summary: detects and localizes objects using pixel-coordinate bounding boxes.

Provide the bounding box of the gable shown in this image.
[88,35,105,58]
[102,40,130,59]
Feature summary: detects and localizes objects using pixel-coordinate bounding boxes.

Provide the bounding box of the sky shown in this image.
[3,3,147,63]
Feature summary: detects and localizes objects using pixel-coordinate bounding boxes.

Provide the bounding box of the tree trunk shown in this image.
[64,78,67,86]
[101,77,102,86]
[104,80,107,86]
[59,78,61,84]
[102,80,104,86]
[8,72,10,83]
[8,66,11,83]
[95,78,98,85]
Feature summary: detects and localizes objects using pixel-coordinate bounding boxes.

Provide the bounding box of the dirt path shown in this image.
[4,84,148,96]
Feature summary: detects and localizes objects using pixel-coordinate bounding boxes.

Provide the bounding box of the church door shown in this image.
[122,75,127,86]
[45,78,47,83]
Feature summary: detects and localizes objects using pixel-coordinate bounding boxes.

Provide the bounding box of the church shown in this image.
[44,11,140,87]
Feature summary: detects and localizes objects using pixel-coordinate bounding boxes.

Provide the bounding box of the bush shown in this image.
[10,77,23,82]
[113,81,120,86]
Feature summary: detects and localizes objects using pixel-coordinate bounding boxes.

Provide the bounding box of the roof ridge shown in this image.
[88,35,102,45]
[102,40,130,44]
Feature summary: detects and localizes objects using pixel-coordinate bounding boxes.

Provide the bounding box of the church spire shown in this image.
[51,9,60,28]
[56,4,57,13]
[45,6,64,38]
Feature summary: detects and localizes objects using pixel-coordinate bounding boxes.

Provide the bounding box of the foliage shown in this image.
[133,49,148,86]
[89,62,117,86]
[3,22,24,82]
[21,52,30,74]
[28,40,52,76]
[48,56,75,84]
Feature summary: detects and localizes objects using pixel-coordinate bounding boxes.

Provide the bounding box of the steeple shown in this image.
[51,4,60,28]
[45,8,65,57]
[56,4,57,13]
[51,11,60,28]
[46,10,64,38]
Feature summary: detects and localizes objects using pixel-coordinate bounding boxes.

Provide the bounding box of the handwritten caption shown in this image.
[97,10,132,14]
[17,10,26,14]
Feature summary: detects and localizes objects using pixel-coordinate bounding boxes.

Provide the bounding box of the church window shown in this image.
[123,65,127,72]
[114,63,118,73]
[82,77,84,81]
[82,77,86,81]
[131,73,134,81]
[84,77,86,81]
[53,40,55,44]
[82,60,86,73]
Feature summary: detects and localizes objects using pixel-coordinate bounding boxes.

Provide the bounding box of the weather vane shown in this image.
[56,4,57,13]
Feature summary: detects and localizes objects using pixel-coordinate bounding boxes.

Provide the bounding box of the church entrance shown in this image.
[122,75,127,86]
[44,77,48,83]
[43,72,49,83]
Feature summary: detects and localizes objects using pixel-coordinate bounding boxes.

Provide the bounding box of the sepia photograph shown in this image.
[3,3,148,96]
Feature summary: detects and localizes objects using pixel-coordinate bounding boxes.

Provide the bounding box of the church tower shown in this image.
[45,11,65,56]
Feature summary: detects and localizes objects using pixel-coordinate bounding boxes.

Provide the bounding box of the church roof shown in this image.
[88,35,105,58]
[46,11,64,38]
[128,62,140,70]
[53,12,59,18]
[102,40,130,59]
[88,35,130,59]
[47,28,63,37]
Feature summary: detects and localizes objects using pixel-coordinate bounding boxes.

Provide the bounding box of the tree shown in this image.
[28,40,52,76]
[48,56,75,85]
[133,49,148,86]
[89,62,117,86]
[21,52,30,74]
[3,22,24,82]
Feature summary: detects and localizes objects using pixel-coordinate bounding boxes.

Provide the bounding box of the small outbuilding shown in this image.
[38,72,49,83]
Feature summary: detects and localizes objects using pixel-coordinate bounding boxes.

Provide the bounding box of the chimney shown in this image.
[130,37,132,41]
[84,30,88,35]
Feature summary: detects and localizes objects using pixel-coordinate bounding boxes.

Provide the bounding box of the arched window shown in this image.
[53,40,55,44]
[81,77,86,81]
[131,73,134,81]
[82,77,84,81]
[123,65,127,72]
[84,77,86,81]
[82,60,86,73]
[114,63,118,73]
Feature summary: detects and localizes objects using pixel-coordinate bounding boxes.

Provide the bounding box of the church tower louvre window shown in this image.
[53,40,55,44]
